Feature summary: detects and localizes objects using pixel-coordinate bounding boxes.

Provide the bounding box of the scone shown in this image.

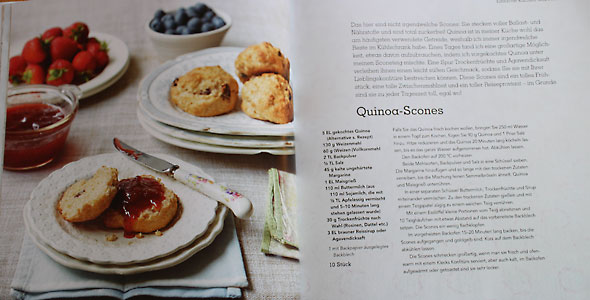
[169,66,239,117]
[103,175,178,234]
[58,166,118,223]
[235,42,290,83]
[241,73,293,124]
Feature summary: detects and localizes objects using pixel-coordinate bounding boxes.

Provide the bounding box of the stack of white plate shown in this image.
[23,153,228,275]
[137,47,294,155]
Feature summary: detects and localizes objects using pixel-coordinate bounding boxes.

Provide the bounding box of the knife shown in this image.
[113,138,253,219]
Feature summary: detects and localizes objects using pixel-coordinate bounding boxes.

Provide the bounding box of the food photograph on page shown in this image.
[0,0,299,299]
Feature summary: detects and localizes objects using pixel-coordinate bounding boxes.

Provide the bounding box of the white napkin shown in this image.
[11,216,248,299]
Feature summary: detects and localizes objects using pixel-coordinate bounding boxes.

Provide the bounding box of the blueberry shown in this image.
[211,16,225,29]
[174,10,188,25]
[193,3,209,16]
[154,9,165,20]
[165,28,176,35]
[176,25,190,35]
[150,18,165,33]
[201,22,215,32]
[187,17,202,33]
[202,10,215,22]
[162,14,174,22]
[187,6,199,18]
[163,18,177,30]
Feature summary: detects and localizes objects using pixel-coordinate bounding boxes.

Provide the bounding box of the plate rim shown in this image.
[137,108,294,149]
[138,113,295,155]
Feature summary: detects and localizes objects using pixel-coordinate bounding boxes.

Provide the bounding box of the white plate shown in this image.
[24,201,228,275]
[10,32,130,99]
[138,112,295,155]
[138,47,294,136]
[26,153,219,265]
[137,108,294,149]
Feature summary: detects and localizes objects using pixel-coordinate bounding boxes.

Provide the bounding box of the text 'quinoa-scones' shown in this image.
[58,166,118,223]
[169,65,239,117]
[234,42,290,83]
[241,73,293,124]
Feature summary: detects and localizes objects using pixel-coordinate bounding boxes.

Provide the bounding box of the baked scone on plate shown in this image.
[169,66,239,117]
[103,175,178,234]
[235,42,290,83]
[241,73,293,124]
[58,166,118,223]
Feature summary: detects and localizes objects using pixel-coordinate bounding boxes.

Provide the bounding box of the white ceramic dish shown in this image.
[26,153,219,265]
[24,201,227,275]
[138,112,295,155]
[137,108,294,149]
[145,8,231,61]
[138,47,294,136]
[10,32,130,99]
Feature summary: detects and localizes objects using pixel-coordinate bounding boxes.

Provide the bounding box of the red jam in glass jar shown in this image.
[6,103,65,131]
[4,85,80,170]
[4,103,71,170]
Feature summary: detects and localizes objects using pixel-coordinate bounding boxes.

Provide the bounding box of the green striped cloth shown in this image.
[261,168,299,259]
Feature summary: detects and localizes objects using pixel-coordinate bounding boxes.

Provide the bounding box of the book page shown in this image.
[293,0,590,299]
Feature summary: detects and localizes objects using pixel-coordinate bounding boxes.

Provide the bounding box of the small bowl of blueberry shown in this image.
[146,3,231,60]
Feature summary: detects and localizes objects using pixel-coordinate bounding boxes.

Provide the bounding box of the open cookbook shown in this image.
[2,0,590,299]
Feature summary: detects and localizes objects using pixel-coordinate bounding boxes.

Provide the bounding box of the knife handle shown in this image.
[173,168,253,219]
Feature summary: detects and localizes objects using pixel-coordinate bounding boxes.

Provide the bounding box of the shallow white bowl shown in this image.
[145,8,232,61]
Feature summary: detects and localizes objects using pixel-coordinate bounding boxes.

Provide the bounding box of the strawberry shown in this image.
[46,59,74,85]
[22,37,47,64]
[72,51,97,82]
[85,37,102,50]
[86,37,109,71]
[41,27,63,44]
[86,42,98,54]
[86,38,108,55]
[86,37,99,45]
[63,22,89,44]
[50,36,79,61]
[93,50,109,71]
[22,64,46,84]
[8,56,27,84]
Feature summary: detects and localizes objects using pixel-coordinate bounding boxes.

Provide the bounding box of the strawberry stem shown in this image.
[48,68,66,81]
[22,70,32,83]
